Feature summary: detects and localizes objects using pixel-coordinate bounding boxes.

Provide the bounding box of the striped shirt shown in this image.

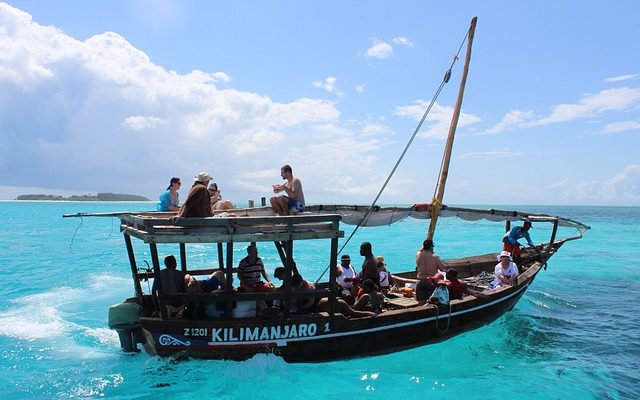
[238,256,265,287]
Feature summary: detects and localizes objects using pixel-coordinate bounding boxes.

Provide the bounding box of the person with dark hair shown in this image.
[353,279,384,313]
[151,255,185,295]
[414,239,445,304]
[208,182,235,211]
[237,245,274,292]
[502,220,534,259]
[291,273,317,313]
[436,269,465,300]
[158,177,181,211]
[171,172,214,221]
[358,242,380,287]
[270,164,305,215]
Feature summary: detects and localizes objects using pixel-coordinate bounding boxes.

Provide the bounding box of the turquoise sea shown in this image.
[0,202,638,399]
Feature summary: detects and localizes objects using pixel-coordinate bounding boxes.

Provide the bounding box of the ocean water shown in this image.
[0,202,638,400]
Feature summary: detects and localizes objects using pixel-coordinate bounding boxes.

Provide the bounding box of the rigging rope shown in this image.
[315,26,473,284]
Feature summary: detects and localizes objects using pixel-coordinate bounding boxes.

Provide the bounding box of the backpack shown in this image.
[429,285,450,305]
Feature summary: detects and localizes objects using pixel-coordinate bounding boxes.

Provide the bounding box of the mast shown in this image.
[427,16,478,241]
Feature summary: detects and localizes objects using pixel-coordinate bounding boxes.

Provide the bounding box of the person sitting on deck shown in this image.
[157,177,181,211]
[316,298,376,318]
[436,269,465,300]
[376,256,392,295]
[270,164,305,215]
[488,251,520,289]
[151,255,185,296]
[336,254,356,303]
[353,279,384,314]
[273,267,288,290]
[208,182,235,212]
[502,220,534,261]
[237,245,275,292]
[291,273,318,313]
[170,172,214,221]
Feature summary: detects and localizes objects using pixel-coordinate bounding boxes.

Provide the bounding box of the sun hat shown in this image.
[497,250,512,261]
[194,171,212,182]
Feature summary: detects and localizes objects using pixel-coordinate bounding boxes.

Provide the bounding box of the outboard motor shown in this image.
[108,302,143,353]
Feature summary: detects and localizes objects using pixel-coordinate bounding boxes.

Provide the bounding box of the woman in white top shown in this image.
[376,256,391,294]
[489,251,519,289]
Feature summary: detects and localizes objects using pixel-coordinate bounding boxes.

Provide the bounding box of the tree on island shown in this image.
[16,193,149,201]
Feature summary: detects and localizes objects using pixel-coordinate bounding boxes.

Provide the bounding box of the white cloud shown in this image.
[549,164,640,205]
[121,115,167,131]
[478,110,534,135]
[526,87,640,127]
[604,74,638,83]
[355,84,366,93]
[458,149,523,160]
[482,88,640,135]
[599,121,640,135]
[312,76,342,96]
[0,3,383,202]
[391,37,414,47]
[394,100,481,139]
[365,40,394,59]
[361,123,391,136]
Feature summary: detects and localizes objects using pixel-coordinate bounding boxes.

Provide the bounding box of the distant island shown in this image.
[16,192,150,201]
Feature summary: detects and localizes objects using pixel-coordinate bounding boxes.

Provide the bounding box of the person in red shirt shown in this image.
[438,269,465,300]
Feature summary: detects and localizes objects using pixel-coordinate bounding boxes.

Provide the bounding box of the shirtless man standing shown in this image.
[270,164,305,215]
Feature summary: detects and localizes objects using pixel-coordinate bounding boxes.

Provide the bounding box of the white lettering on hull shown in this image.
[207,323,320,346]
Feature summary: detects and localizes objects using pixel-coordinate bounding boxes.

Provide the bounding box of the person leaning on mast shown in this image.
[170,172,214,221]
[502,220,534,261]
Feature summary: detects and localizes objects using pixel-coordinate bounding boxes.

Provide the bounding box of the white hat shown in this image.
[497,250,512,261]
[194,171,212,182]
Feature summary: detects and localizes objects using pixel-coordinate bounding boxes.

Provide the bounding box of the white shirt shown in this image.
[337,264,355,288]
[489,261,519,288]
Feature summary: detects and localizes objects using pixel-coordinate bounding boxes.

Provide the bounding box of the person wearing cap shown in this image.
[336,254,356,303]
[502,220,534,259]
[270,164,305,215]
[337,254,356,289]
[171,171,214,221]
[488,251,519,289]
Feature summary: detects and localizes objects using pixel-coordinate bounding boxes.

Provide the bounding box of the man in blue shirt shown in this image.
[502,220,534,260]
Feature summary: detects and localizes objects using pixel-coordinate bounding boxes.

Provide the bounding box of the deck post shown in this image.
[328,235,339,315]
[548,218,559,252]
[149,243,167,319]
[217,242,224,270]
[123,234,144,299]
[179,243,187,273]
[505,220,511,232]
[224,241,234,318]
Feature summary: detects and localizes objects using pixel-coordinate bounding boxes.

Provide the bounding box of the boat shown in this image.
[66,17,589,362]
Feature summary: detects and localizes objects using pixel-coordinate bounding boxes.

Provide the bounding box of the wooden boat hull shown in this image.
[138,262,541,362]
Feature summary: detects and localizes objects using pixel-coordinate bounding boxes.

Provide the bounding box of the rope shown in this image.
[434,302,453,334]
[69,215,84,251]
[314,27,473,285]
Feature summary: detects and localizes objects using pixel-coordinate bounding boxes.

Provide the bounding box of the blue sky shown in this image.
[1,1,638,205]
